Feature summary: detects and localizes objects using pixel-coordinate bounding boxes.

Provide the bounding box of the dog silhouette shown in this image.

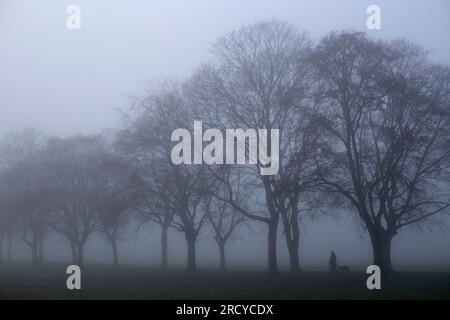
[338,265,350,272]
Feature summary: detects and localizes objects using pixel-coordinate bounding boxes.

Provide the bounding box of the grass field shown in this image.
[0,263,449,300]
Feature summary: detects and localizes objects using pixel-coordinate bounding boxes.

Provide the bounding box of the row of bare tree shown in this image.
[1,20,450,276]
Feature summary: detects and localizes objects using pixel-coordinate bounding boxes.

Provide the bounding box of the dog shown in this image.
[338,265,350,272]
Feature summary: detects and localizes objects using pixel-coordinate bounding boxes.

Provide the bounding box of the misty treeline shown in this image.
[1,20,450,276]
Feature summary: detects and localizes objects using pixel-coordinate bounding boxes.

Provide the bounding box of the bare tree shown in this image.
[0,175,13,262]
[186,20,319,272]
[44,135,112,266]
[133,191,174,269]
[204,181,246,271]
[97,153,141,267]
[0,129,49,264]
[309,32,450,275]
[118,84,211,272]
[0,179,18,263]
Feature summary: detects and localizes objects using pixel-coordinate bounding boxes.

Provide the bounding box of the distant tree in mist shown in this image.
[0,129,49,264]
[96,154,141,267]
[43,135,115,266]
[0,173,17,263]
[0,182,12,262]
[132,189,174,269]
[204,174,247,271]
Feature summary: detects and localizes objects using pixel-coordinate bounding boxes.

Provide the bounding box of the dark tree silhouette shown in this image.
[186,19,320,272]
[309,32,450,275]
[118,84,212,272]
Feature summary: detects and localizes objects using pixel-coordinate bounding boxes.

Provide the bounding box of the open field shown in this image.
[0,263,449,300]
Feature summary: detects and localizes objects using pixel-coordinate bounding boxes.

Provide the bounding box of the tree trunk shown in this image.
[105,229,119,267]
[161,223,169,269]
[185,231,197,272]
[70,241,77,264]
[7,224,12,261]
[74,242,85,266]
[286,237,301,272]
[281,203,301,272]
[0,231,4,263]
[31,239,39,265]
[111,238,119,267]
[267,221,278,274]
[217,239,226,271]
[263,178,279,274]
[38,237,44,263]
[368,227,393,277]
[70,241,84,267]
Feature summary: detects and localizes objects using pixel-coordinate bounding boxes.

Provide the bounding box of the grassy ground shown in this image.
[0,263,449,299]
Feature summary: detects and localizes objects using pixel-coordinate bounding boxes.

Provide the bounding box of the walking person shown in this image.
[329,250,337,274]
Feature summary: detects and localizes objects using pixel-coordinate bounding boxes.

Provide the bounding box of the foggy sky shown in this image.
[1,0,449,270]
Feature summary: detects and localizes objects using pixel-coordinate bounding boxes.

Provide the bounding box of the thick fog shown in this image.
[1,0,449,271]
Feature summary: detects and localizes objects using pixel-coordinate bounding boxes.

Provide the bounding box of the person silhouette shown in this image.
[329,250,337,274]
